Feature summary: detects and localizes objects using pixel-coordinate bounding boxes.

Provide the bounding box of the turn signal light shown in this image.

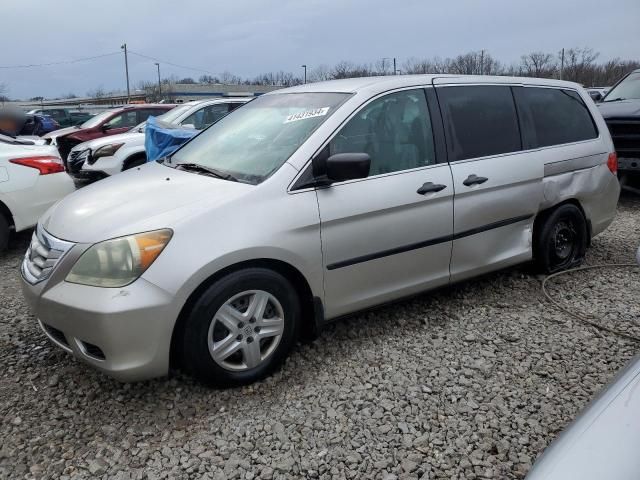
[10,156,65,175]
[607,152,618,175]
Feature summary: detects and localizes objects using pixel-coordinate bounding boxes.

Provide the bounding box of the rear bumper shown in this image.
[21,275,176,382]
[3,173,75,232]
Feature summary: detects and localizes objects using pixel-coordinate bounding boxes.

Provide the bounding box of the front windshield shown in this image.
[129,105,192,132]
[157,104,193,124]
[169,93,350,184]
[80,110,115,128]
[603,72,640,102]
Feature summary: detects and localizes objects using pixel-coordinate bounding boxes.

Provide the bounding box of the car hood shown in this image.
[597,98,640,118]
[526,356,640,480]
[42,126,80,140]
[71,130,143,151]
[40,162,253,244]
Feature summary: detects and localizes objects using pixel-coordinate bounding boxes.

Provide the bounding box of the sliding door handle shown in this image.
[417,182,447,195]
[463,174,488,186]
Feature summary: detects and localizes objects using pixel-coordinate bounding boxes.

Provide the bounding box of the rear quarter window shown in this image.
[514,87,598,148]
[437,85,522,162]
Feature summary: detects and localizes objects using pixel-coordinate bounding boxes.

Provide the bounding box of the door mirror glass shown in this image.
[313,153,370,183]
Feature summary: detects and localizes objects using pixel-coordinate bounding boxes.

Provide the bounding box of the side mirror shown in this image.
[101,124,110,132]
[313,152,370,184]
[182,123,196,130]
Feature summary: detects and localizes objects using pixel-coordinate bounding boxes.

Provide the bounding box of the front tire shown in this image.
[534,204,587,274]
[181,268,300,387]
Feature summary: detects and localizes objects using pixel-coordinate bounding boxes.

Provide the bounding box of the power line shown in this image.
[0,51,121,69]
[128,50,219,76]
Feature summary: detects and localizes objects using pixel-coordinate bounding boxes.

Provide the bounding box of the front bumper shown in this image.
[21,274,177,382]
[70,169,108,183]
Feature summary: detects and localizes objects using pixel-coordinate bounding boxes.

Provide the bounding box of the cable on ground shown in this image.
[541,263,640,343]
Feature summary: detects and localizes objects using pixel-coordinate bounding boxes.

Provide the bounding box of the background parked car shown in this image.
[585,87,609,102]
[68,98,250,182]
[598,69,640,185]
[19,113,61,136]
[26,108,93,128]
[42,104,176,162]
[526,355,640,479]
[0,133,75,251]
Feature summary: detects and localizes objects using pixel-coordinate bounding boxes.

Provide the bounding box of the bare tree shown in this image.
[86,87,106,99]
[520,52,556,77]
[331,61,373,79]
[219,71,242,85]
[561,47,599,84]
[0,83,8,105]
[199,75,220,84]
[309,64,332,82]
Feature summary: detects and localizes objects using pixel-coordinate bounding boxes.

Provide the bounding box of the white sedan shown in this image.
[69,98,252,182]
[0,134,75,251]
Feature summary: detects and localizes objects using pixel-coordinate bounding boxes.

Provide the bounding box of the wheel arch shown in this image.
[0,199,15,228]
[121,151,147,172]
[169,258,322,370]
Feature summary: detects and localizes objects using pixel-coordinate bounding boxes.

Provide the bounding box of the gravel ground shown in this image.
[1,194,639,480]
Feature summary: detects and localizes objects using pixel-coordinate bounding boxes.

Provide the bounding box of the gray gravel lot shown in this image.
[1,194,639,480]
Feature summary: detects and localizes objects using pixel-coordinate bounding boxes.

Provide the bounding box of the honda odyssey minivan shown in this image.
[21,75,620,386]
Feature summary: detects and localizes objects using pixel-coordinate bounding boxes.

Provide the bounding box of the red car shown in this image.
[43,104,175,161]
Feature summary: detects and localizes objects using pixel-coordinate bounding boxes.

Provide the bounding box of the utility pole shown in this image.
[121,43,130,103]
[381,57,390,75]
[480,49,484,75]
[393,57,397,75]
[301,64,307,84]
[560,48,565,80]
[155,62,162,99]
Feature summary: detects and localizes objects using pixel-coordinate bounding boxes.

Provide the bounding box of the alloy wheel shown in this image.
[207,290,285,371]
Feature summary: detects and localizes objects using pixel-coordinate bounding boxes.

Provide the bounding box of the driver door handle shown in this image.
[417,182,447,195]
[463,174,489,186]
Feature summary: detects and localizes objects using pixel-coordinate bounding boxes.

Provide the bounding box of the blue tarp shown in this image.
[144,116,198,162]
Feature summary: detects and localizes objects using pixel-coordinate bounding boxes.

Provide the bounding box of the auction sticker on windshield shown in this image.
[284,107,330,123]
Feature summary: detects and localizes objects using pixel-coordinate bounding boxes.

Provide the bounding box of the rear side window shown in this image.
[515,87,598,147]
[438,86,521,161]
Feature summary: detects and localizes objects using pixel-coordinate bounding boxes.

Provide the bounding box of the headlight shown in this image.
[93,143,124,160]
[66,229,172,287]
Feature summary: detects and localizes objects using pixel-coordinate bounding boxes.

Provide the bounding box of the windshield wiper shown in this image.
[175,162,238,182]
[603,97,625,102]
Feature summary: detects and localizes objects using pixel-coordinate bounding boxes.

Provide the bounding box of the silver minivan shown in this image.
[21,75,620,385]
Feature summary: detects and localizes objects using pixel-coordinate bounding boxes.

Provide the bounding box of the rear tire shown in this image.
[533,204,587,274]
[181,268,300,387]
[0,214,9,252]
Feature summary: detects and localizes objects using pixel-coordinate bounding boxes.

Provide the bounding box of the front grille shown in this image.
[67,149,89,173]
[22,226,75,284]
[57,137,80,163]
[605,118,640,159]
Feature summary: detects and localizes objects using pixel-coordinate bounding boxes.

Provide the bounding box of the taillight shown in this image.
[607,152,618,175]
[10,156,65,175]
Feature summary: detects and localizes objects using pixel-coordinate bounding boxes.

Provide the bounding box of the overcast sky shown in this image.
[2,0,639,99]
